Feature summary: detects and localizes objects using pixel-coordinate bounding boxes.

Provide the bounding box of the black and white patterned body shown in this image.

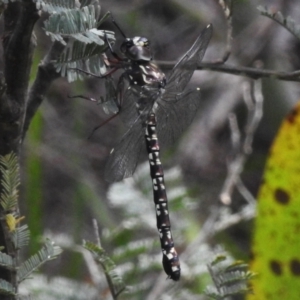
[105,24,213,183]
[103,24,212,281]
[145,113,180,281]
[124,61,166,91]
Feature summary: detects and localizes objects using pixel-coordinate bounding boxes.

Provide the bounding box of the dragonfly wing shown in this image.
[166,24,212,93]
[105,90,156,182]
[105,123,144,182]
[119,87,140,127]
[156,88,202,146]
[102,76,120,114]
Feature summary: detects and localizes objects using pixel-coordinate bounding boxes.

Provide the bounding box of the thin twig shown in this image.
[181,204,255,262]
[244,80,263,154]
[23,41,65,138]
[236,177,256,204]
[228,113,241,153]
[157,61,300,82]
[220,113,243,205]
[91,221,123,300]
[216,0,233,63]
[214,203,256,232]
[92,219,101,248]
[220,80,263,204]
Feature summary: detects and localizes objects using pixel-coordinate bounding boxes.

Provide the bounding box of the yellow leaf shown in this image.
[248,102,300,300]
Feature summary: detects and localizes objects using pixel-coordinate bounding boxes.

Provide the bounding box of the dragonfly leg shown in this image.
[88,112,120,139]
[105,33,126,62]
[68,66,119,79]
[109,13,127,38]
[68,94,97,102]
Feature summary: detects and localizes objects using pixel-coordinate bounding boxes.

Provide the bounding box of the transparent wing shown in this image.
[118,87,140,127]
[166,24,212,93]
[156,88,202,146]
[104,23,212,181]
[105,123,144,182]
[102,76,119,114]
[119,86,158,127]
[105,89,158,182]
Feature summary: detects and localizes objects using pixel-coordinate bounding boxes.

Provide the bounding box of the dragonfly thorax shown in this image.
[126,61,166,89]
[120,36,152,61]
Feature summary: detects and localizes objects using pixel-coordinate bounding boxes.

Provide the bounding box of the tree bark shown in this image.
[0,1,39,298]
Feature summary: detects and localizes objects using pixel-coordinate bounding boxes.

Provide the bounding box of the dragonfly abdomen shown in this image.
[145,113,181,281]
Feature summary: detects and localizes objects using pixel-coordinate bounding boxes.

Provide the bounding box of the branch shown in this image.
[0,2,38,298]
[23,41,65,138]
[158,61,300,82]
[220,80,263,205]
[0,0,39,153]
[3,0,39,100]
[216,0,233,63]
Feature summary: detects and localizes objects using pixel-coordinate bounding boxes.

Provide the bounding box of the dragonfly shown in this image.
[74,20,212,281]
[103,25,213,183]
[104,24,212,281]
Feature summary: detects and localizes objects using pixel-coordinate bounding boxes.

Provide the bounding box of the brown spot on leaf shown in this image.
[290,259,300,276]
[286,106,299,123]
[274,188,290,205]
[249,251,254,260]
[270,260,282,275]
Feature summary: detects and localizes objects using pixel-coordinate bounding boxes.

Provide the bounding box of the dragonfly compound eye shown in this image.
[120,36,152,61]
[135,37,150,47]
[120,38,134,53]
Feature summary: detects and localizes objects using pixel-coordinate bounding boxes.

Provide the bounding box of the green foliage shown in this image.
[19,275,101,299]
[11,224,30,249]
[106,163,222,297]
[35,0,78,13]
[83,241,126,298]
[0,279,15,296]
[0,153,20,212]
[35,0,115,82]
[0,153,62,298]
[0,153,30,250]
[258,6,300,40]
[0,251,15,270]
[44,5,104,45]
[84,241,117,274]
[18,240,62,283]
[205,255,255,299]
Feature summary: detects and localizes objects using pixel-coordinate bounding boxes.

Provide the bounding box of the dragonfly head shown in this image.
[120,36,152,62]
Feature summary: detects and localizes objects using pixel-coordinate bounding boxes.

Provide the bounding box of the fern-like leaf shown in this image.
[11,224,30,249]
[205,256,256,299]
[0,152,20,212]
[44,5,102,45]
[0,251,15,269]
[83,241,125,296]
[258,6,300,40]
[56,39,111,81]
[0,279,16,296]
[84,241,116,272]
[18,274,100,299]
[17,240,62,283]
[39,0,115,82]
[34,0,77,14]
